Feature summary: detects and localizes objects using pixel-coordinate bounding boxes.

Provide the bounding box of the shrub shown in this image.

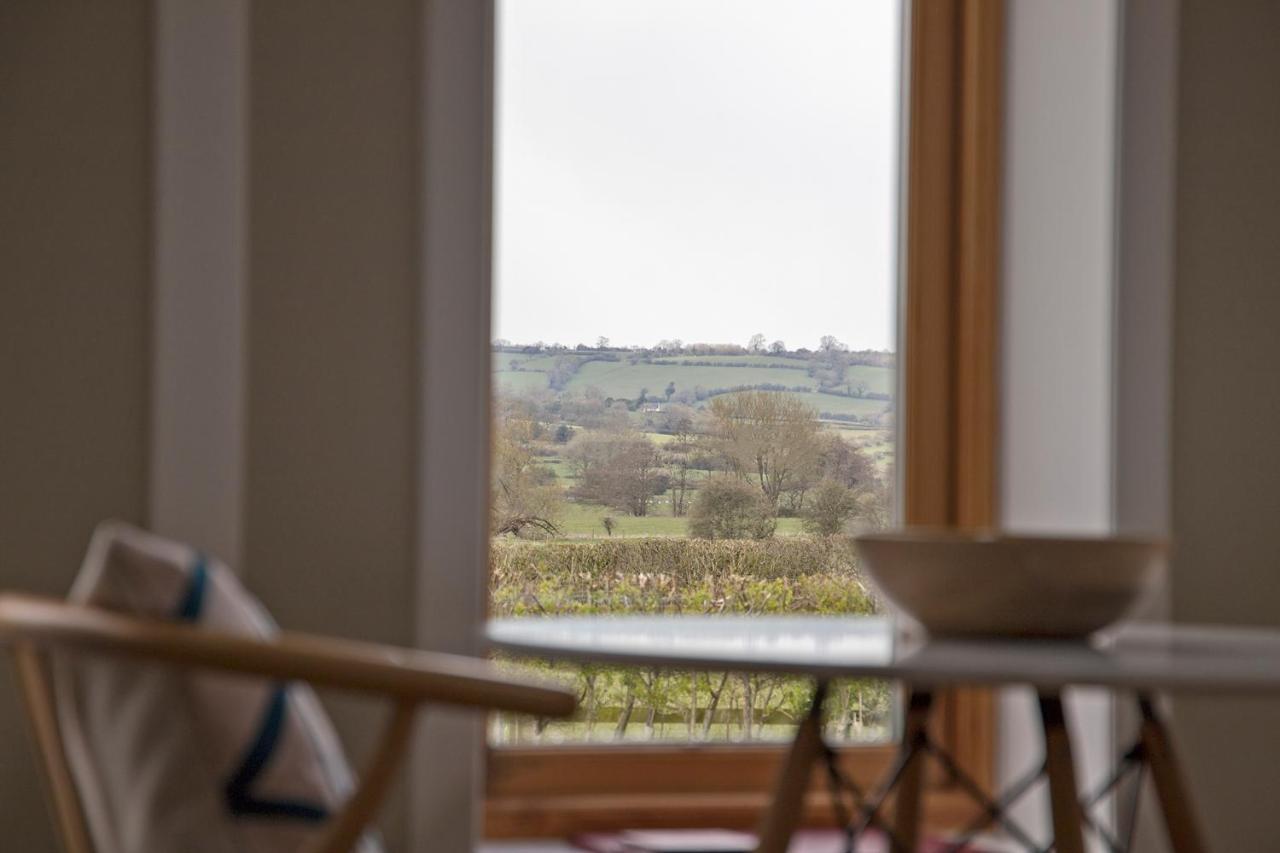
[801,479,860,535]
[687,476,777,540]
[488,537,887,744]
[489,536,878,617]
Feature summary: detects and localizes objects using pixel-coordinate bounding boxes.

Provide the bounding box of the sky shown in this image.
[493,0,901,353]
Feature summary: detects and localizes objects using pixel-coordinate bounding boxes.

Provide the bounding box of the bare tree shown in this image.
[707,391,821,507]
[747,333,767,354]
[566,431,663,516]
[491,402,563,536]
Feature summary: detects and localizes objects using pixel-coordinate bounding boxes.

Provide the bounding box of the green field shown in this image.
[540,435,806,538]
[494,370,551,392]
[556,499,807,538]
[494,352,893,405]
[808,393,892,418]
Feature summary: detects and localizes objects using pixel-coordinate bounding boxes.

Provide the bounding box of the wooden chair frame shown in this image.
[0,593,576,853]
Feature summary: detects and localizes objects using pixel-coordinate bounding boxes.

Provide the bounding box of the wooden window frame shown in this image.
[484,0,1004,838]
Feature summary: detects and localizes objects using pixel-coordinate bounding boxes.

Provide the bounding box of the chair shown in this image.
[0,592,575,853]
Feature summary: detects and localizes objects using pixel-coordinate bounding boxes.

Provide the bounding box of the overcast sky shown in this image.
[493,0,901,352]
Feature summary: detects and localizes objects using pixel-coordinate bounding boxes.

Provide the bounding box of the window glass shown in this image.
[491,0,901,745]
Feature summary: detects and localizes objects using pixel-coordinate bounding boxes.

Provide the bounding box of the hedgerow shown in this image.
[489,536,890,744]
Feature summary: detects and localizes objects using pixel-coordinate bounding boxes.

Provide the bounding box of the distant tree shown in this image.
[566,431,663,516]
[553,424,574,443]
[801,479,860,535]
[664,381,676,400]
[602,516,615,536]
[769,340,786,354]
[813,336,850,386]
[748,333,767,354]
[596,336,610,350]
[815,433,877,491]
[667,455,694,517]
[493,338,511,349]
[707,392,822,508]
[547,355,580,391]
[658,403,697,437]
[687,476,776,539]
[491,406,562,537]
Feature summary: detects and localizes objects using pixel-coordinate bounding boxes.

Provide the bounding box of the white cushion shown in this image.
[52,521,382,853]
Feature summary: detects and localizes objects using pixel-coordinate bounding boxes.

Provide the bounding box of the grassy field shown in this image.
[535,425,893,532]
[556,499,807,537]
[494,352,893,402]
[808,393,892,418]
[493,370,550,392]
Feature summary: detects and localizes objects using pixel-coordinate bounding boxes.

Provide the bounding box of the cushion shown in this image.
[51,521,382,853]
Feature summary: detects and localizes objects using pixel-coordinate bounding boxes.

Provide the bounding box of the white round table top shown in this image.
[486,615,1280,694]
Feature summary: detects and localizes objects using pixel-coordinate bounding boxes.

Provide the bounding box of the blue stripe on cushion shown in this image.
[175,553,329,823]
[225,687,329,822]
[175,554,208,622]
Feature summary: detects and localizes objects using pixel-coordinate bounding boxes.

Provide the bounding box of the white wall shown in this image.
[999,0,1120,844]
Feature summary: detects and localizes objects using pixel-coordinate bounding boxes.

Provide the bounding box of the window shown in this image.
[485,0,1002,837]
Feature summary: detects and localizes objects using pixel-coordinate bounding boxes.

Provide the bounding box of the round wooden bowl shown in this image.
[853,530,1167,640]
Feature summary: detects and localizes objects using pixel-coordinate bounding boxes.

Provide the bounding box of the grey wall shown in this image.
[1,2,427,847]
[245,2,423,846]
[0,2,154,850]
[1170,1,1280,848]
[245,2,420,643]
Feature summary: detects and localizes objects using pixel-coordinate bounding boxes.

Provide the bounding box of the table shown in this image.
[488,615,1280,853]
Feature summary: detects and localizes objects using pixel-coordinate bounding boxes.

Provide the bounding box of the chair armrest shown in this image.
[0,594,574,718]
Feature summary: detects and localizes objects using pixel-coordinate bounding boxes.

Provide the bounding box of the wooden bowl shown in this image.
[853,530,1167,639]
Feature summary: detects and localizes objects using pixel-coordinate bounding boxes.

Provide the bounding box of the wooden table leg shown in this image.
[891,689,933,853]
[756,681,828,853]
[1139,695,1209,853]
[1038,692,1086,853]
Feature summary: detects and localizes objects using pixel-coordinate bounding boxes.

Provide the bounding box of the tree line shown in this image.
[492,390,891,540]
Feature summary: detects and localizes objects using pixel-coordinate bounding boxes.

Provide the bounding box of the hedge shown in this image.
[488,536,890,744]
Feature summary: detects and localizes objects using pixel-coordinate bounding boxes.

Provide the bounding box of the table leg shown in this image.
[1038,692,1086,853]
[1138,695,1209,853]
[756,681,828,853]
[890,689,933,852]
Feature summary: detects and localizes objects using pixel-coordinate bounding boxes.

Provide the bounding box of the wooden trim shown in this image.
[485,744,985,839]
[903,0,1002,531]
[903,0,960,528]
[902,0,1003,798]
[484,0,1005,836]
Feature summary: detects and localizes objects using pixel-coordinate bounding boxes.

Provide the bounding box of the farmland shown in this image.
[491,344,896,542]
[489,342,898,745]
[489,537,891,744]
[495,350,894,421]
